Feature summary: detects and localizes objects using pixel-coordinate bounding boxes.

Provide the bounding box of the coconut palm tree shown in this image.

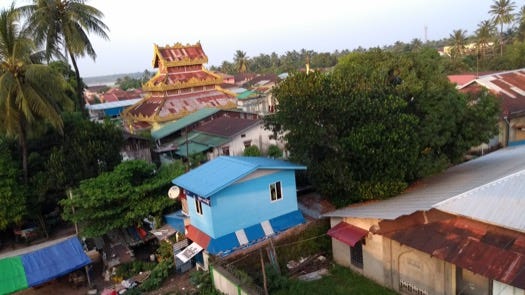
[516,5,525,41]
[234,50,248,73]
[476,20,496,60]
[449,29,467,60]
[18,0,109,113]
[489,0,516,55]
[0,4,71,182]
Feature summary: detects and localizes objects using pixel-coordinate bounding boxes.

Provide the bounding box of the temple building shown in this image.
[122,42,237,131]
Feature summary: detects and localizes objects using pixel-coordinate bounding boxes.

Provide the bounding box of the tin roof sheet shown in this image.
[151,108,220,140]
[434,170,525,233]
[324,145,525,221]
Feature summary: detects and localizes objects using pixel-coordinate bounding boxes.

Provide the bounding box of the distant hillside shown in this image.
[83,72,144,86]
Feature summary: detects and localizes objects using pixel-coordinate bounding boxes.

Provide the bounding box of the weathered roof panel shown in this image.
[381,211,525,289]
[324,145,525,220]
[434,170,525,233]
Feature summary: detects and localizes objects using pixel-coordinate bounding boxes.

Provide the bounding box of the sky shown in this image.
[0,0,505,77]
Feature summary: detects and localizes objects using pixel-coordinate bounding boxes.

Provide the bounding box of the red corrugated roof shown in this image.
[185,225,210,249]
[327,222,368,247]
[380,209,525,289]
[448,74,476,86]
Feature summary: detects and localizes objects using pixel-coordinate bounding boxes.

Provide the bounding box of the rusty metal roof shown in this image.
[379,210,525,289]
[194,116,261,137]
[459,68,525,117]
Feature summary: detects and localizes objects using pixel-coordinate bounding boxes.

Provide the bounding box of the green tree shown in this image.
[449,29,468,60]
[489,0,516,55]
[19,0,110,112]
[516,5,525,41]
[244,145,261,156]
[476,20,496,61]
[0,5,72,182]
[116,76,142,90]
[60,160,185,237]
[267,144,283,158]
[40,113,124,190]
[234,50,248,73]
[266,49,499,205]
[0,137,26,230]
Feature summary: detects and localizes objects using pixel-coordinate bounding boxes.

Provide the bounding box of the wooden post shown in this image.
[260,248,269,295]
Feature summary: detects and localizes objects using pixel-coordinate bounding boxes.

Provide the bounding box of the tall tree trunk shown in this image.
[19,125,28,184]
[500,24,504,56]
[68,51,87,116]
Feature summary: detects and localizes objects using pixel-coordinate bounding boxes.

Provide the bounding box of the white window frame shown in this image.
[269,181,283,202]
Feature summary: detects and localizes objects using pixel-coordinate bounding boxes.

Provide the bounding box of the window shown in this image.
[243,140,252,147]
[241,133,246,138]
[222,146,230,155]
[350,240,364,269]
[195,198,203,215]
[270,181,282,201]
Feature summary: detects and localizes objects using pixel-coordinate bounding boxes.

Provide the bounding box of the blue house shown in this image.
[171,156,306,256]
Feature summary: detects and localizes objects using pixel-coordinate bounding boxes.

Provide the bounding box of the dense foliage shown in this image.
[266,48,499,205]
[0,138,26,230]
[60,160,185,237]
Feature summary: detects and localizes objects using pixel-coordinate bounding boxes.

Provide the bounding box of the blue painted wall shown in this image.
[104,106,125,117]
[188,170,299,238]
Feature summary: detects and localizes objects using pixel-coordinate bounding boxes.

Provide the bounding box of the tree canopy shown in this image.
[60,160,185,237]
[0,137,26,230]
[266,48,499,205]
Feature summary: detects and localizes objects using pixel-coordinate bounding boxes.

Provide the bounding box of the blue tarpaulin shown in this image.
[20,237,91,287]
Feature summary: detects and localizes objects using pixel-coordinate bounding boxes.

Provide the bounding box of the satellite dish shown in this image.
[168,186,181,199]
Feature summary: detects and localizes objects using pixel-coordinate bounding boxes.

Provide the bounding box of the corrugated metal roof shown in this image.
[175,142,210,157]
[434,170,525,232]
[380,210,525,289]
[323,145,525,221]
[86,98,142,111]
[237,90,258,100]
[327,222,368,246]
[194,116,261,137]
[151,108,220,140]
[172,156,306,197]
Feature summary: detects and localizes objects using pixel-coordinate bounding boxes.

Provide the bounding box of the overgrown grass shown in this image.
[273,264,398,295]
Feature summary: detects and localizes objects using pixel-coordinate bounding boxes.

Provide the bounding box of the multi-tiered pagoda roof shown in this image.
[123,42,236,131]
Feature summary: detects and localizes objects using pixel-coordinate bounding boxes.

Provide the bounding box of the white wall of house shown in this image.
[330,217,386,286]
[210,123,284,159]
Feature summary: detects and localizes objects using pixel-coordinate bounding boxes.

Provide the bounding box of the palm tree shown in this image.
[410,38,423,52]
[476,20,496,60]
[489,0,516,55]
[0,4,71,182]
[517,5,525,41]
[19,0,109,113]
[449,29,467,60]
[234,50,248,73]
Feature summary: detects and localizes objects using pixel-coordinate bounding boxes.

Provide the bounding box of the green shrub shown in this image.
[116,260,156,278]
[189,270,221,295]
[267,144,283,158]
[243,145,261,156]
[139,258,173,292]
